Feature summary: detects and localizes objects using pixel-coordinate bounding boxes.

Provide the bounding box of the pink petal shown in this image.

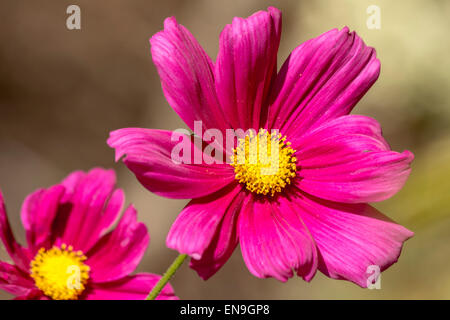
[59,170,86,202]
[0,191,31,271]
[84,273,177,300]
[296,191,413,287]
[86,205,149,283]
[57,168,123,253]
[238,195,318,282]
[0,261,34,296]
[166,184,244,279]
[294,115,413,203]
[13,289,48,300]
[189,199,241,280]
[268,27,380,137]
[108,128,235,199]
[20,185,65,251]
[215,7,281,130]
[150,17,229,133]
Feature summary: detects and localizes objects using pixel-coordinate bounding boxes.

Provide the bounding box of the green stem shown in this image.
[146,253,188,300]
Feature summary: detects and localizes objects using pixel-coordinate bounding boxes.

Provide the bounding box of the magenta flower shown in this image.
[108,7,414,287]
[0,168,176,300]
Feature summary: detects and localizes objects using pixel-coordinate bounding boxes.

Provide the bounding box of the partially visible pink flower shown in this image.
[0,168,176,300]
[108,7,413,287]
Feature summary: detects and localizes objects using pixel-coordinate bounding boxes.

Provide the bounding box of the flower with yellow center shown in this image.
[230,129,297,196]
[30,244,90,300]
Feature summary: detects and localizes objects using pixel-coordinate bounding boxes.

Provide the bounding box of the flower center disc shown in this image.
[231,129,297,196]
[30,244,90,300]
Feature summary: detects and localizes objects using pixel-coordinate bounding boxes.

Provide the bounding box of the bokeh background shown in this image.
[1,0,450,299]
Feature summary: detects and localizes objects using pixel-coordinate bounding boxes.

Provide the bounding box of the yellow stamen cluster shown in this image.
[30,244,90,300]
[230,129,297,196]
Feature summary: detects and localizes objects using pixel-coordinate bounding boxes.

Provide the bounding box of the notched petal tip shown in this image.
[163,16,178,30]
[107,129,132,162]
[267,6,282,16]
[86,167,116,180]
[403,149,415,163]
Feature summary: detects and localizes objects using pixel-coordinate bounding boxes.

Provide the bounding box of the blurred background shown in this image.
[1,0,450,299]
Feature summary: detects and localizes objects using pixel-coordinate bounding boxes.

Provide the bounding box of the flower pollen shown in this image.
[30,244,90,300]
[231,129,297,196]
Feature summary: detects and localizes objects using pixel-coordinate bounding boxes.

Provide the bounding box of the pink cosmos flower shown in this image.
[0,168,176,300]
[108,7,414,287]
